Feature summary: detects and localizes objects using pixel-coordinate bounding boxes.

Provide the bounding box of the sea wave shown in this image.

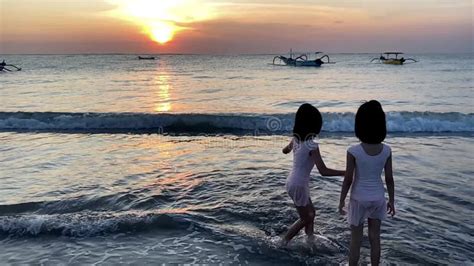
[0,193,172,216]
[0,111,472,134]
[0,211,194,237]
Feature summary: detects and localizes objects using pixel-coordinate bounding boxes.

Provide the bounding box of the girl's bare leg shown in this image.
[368,218,381,266]
[349,224,363,266]
[283,218,306,243]
[304,199,315,236]
[284,203,312,243]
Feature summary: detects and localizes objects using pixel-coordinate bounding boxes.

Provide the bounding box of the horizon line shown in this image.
[1,51,473,56]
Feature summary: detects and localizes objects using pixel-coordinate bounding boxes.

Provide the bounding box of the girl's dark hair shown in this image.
[293,103,322,141]
[355,100,387,144]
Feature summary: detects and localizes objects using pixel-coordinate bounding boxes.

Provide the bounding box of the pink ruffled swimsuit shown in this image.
[286,138,318,207]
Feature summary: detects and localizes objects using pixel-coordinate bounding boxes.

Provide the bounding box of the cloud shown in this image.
[104,0,217,43]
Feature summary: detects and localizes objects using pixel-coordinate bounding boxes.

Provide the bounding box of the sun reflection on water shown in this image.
[154,74,172,112]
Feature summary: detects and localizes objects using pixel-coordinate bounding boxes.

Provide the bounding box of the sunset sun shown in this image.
[149,22,174,44]
[107,0,214,45]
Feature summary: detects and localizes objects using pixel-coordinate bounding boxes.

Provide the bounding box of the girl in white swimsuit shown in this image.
[282,103,345,244]
[339,100,396,266]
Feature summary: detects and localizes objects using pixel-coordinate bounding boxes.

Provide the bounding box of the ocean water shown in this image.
[0,54,473,264]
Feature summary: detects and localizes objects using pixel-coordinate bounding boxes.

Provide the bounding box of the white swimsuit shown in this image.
[286,138,318,207]
[347,143,391,225]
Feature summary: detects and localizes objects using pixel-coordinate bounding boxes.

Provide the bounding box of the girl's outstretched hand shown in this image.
[282,139,293,154]
[387,201,396,217]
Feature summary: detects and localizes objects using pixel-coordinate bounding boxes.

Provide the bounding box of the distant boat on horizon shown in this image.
[371,52,417,65]
[0,60,22,72]
[138,56,156,60]
[272,51,335,67]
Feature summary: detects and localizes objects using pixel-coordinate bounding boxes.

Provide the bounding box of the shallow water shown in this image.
[0,134,472,264]
[1,54,472,114]
[0,54,473,264]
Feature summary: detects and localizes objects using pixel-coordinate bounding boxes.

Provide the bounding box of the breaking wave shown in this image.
[0,211,194,237]
[0,111,472,134]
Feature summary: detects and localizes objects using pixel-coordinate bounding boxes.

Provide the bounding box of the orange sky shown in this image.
[0,0,472,54]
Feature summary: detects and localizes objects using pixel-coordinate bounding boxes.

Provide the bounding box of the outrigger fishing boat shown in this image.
[0,60,21,72]
[273,51,334,67]
[371,52,417,65]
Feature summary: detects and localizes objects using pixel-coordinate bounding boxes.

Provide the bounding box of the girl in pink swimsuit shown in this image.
[339,100,396,266]
[282,103,345,244]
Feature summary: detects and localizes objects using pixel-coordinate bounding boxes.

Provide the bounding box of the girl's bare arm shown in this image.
[282,139,293,154]
[311,148,345,176]
[339,152,355,213]
[385,154,395,216]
